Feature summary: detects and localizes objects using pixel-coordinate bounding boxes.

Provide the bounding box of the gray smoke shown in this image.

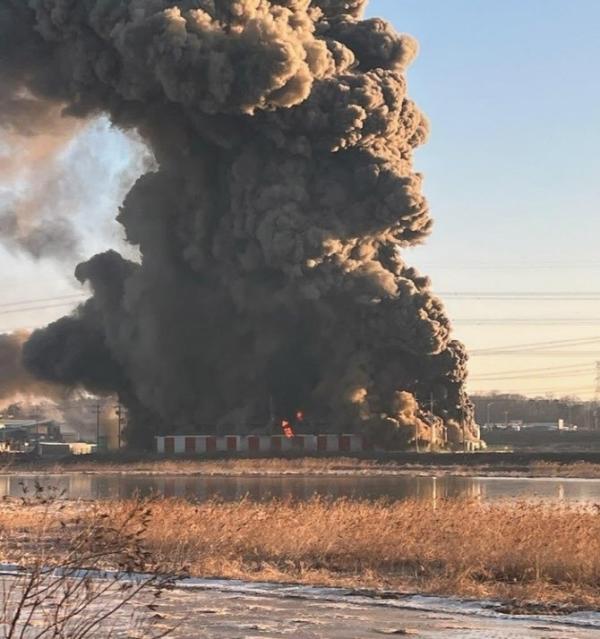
[2,0,476,448]
[0,210,80,260]
[0,331,62,405]
[0,89,85,260]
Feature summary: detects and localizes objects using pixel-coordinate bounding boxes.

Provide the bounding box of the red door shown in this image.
[185,437,196,453]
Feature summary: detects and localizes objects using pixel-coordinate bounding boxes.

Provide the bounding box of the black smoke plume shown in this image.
[2,0,476,448]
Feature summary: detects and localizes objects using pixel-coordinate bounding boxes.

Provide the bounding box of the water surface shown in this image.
[2,473,600,504]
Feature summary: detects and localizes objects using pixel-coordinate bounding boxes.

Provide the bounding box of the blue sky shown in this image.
[2,1,599,398]
[367,0,600,275]
[365,0,600,397]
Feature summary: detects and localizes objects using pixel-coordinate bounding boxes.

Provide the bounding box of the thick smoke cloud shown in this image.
[0,81,85,260]
[3,0,476,448]
[0,331,63,405]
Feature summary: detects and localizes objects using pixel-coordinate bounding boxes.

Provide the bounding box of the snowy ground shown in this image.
[3,570,600,638]
[153,580,600,639]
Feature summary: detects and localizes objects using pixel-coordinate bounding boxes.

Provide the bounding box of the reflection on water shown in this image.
[1,474,600,504]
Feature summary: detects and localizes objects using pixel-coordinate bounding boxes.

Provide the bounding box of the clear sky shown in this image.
[1,0,599,399]
[365,0,600,398]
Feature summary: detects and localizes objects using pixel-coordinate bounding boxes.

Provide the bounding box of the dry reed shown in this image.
[1,496,599,608]
[0,484,181,637]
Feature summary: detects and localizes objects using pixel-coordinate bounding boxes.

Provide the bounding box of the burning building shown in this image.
[1,0,477,449]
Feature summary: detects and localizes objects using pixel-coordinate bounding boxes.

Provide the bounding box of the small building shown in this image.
[0,419,62,452]
[37,441,96,457]
[37,442,72,458]
[522,421,569,431]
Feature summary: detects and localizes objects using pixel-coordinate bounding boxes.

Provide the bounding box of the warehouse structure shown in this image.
[156,434,371,455]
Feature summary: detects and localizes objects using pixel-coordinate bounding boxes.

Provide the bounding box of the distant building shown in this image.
[482,420,522,431]
[0,419,62,452]
[521,421,578,432]
[37,442,96,457]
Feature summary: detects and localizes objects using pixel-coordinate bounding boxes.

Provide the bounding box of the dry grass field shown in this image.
[1,496,600,609]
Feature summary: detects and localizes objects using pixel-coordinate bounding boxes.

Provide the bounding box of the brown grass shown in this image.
[1,497,600,608]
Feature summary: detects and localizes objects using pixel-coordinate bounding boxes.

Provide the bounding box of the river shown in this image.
[1,473,600,503]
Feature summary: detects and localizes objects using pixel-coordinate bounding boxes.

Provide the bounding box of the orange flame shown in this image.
[281,420,294,438]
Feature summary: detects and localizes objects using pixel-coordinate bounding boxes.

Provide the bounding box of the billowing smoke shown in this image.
[0,87,85,260]
[2,0,476,448]
[0,331,62,405]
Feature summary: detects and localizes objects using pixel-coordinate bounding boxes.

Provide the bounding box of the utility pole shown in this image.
[95,403,101,448]
[414,420,420,453]
[486,402,494,428]
[268,395,275,433]
[115,397,123,450]
[430,392,435,449]
[595,362,600,430]
[117,404,122,450]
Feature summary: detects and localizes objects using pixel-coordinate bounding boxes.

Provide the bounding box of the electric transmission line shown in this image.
[0,294,86,309]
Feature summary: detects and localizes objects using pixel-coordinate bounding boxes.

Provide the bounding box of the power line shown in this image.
[442,292,600,296]
[0,294,86,309]
[440,292,600,300]
[0,301,84,317]
[469,369,591,382]
[472,351,600,357]
[454,318,600,326]
[469,385,598,396]
[471,362,593,373]
[418,261,600,270]
[470,336,600,355]
[467,362,593,377]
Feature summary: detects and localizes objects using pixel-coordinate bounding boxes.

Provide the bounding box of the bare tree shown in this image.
[0,482,183,638]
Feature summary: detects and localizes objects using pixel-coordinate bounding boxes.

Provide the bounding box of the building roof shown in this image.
[0,420,53,429]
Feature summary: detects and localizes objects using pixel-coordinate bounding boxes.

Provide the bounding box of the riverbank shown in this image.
[3,452,600,478]
[2,496,599,611]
